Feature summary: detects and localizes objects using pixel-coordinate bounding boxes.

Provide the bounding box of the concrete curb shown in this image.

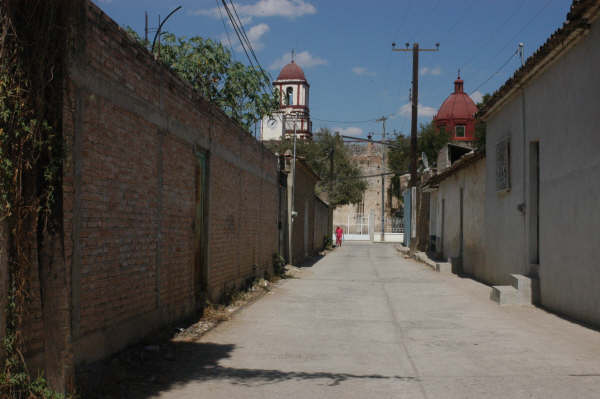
[394,245,452,274]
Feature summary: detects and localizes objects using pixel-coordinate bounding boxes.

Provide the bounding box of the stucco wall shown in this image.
[431,158,485,276]
[484,15,600,326]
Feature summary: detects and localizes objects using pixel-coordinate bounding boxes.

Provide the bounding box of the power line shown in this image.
[215,0,234,56]
[470,0,553,84]
[460,0,526,71]
[220,0,273,96]
[312,116,381,124]
[470,49,518,94]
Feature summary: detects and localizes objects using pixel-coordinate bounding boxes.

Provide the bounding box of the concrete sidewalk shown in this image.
[137,242,600,398]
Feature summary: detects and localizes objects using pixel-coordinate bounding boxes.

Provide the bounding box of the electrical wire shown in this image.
[469,49,518,94]
[459,0,526,72]
[215,0,235,56]
[220,0,273,96]
[227,0,273,93]
[469,0,553,85]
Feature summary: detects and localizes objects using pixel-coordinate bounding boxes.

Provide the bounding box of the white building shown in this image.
[479,0,600,326]
[261,60,312,141]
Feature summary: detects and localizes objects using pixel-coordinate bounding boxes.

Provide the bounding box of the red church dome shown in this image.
[434,76,477,142]
[276,60,307,81]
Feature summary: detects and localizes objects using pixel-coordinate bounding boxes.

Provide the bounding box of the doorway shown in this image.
[194,150,209,306]
[529,142,540,266]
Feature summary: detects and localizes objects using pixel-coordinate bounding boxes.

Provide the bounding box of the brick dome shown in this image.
[434,76,478,142]
[435,77,477,122]
[276,61,307,81]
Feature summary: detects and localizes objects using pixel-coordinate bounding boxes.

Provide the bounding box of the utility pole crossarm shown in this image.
[391,42,439,188]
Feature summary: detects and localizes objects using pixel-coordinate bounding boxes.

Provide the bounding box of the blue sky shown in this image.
[94,0,571,138]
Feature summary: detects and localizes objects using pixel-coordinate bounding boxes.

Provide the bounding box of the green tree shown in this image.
[474,93,492,152]
[387,122,450,199]
[266,128,367,207]
[127,29,278,131]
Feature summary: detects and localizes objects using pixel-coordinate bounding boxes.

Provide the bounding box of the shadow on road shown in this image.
[80,341,416,398]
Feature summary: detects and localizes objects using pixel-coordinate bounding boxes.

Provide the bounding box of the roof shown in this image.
[276,61,307,81]
[435,76,477,123]
[424,151,485,188]
[478,0,600,119]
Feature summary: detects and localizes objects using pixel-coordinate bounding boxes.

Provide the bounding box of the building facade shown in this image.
[434,75,478,146]
[480,0,600,326]
[261,59,312,141]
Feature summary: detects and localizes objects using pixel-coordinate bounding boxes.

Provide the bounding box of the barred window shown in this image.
[496,138,510,192]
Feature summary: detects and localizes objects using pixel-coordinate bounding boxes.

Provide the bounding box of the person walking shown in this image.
[335,226,343,247]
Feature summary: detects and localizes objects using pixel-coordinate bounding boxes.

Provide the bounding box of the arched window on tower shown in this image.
[286,87,294,105]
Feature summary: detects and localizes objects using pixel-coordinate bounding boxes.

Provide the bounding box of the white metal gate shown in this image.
[339,213,371,241]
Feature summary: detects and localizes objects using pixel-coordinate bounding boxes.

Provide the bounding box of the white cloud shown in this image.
[352,66,376,77]
[470,90,484,104]
[194,0,316,22]
[269,50,327,70]
[393,103,438,118]
[334,126,363,136]
[420,66,442,76]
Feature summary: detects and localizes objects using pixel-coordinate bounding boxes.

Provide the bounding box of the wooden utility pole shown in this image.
[392,42,439,187]
[376,116,387,242]
[392,42,439,251]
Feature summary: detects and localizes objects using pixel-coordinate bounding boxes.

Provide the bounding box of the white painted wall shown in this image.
[261,114,284,141]
[430,158,485,275]
[484,16,600,326]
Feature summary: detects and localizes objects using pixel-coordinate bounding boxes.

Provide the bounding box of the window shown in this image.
[495,138,511,192]
[439,125,446,135]
[286,87,293,105]
[455,125,465,137]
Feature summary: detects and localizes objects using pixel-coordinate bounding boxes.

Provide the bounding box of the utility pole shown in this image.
[392,42,439,187]
[376,116,387,242]
[329,143,335,200]
[144,11,148,43]
[392,42,439,251]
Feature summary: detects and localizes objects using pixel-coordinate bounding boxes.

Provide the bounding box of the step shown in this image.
[435,262,452,273]
[509,274,538,303]
[490,285,527,305]
[510,274,532,291]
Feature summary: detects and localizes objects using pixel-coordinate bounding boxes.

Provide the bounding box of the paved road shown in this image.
[144,242,600,398]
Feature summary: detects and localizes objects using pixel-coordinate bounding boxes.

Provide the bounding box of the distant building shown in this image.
[261,58,312,141]
[433,75,478,146]
[332,141,405,241]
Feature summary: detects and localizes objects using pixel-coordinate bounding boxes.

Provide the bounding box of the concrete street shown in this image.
[141,242,600,398]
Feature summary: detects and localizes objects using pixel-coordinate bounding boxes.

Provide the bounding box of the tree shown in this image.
[474,93,492,152]
[387,122,450,199]
[127,29,279,131]
[418,121,451,168]
[266,128,367,207]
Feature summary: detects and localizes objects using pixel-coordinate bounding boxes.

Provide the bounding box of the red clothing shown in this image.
[335,227,343,247]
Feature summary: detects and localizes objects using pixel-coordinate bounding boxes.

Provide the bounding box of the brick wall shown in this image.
[314,197,332,251]
[283,158,331,265]
[57,1,280,365]
[0,219,7,360]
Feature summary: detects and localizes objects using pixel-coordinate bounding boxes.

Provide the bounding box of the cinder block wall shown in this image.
[58,2,279,365]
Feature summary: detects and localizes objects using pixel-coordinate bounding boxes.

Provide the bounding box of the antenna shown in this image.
[291,49,295,62]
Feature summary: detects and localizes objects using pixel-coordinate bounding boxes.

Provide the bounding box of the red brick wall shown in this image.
[0,220,8,360]
[59,2,279,364]
[289,160,317,264]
